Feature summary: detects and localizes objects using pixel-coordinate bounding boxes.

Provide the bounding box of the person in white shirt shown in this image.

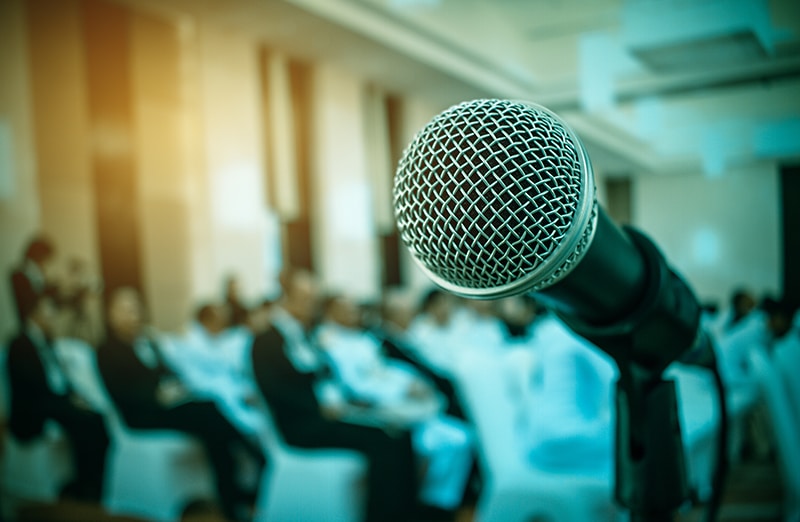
[407,289,460,377]
[315,294,474,515]
[162,303,263,440]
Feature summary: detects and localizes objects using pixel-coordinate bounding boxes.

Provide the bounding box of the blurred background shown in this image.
[0,0,799,521]
[1,0,798,333]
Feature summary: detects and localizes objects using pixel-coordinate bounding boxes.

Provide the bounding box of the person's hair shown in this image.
[195,303,217,324]
[278,267,314,298]
[24,235,54,264]
[26,292,53,321]
[731,288,754,309]
[320,293,342,318]
[419,288,447,314]
[761,296,795,320]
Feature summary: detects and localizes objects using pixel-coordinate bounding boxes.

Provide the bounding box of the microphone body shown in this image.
[393,99,719,517]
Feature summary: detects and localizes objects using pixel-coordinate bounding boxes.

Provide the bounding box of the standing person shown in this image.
[6,294,110,501]
[223,275,250,328]
[57,257,102,344]
[9,235,57,330]
[96,287,266,522]
[250,268,418,522]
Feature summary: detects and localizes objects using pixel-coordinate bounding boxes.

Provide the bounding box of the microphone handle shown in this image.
[537,207,648,326]
[536,207,703,376]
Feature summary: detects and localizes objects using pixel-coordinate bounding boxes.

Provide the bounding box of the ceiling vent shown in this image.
[623,0,775,71]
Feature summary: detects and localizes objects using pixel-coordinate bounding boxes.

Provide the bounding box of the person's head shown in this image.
[322,294,361,330]
[24,235,55,270]
[381,291,417,332]
[224,275,241,301]
[106,287,144,343]
[27,294,58,337]
[420,289,453,326]
[196,303,228,335]
[279,268,320,327]
[245,300,273,334]
[497,295,539,327]
[465,298,496,318]
[762,297,796,341]
[731,288,756,321]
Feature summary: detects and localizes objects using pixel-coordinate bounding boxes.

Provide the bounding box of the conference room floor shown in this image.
[676,456,784,522]
[11,454,784,522]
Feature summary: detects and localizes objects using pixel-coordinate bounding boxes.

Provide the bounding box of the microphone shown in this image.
[393,98,710,375]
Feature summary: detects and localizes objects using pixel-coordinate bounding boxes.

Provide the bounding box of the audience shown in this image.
[2,233,796,522]
[6,293,110,501]
[249,268,419,522]
[96,287,266,522]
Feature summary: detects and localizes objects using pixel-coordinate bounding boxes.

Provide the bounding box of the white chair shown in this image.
[251,400,368,522]
[0,345,73,505]
[53,338,217,522]
[452,350,621,522]
[748,345,800,522]
[102,412,217,522]
[0,421,73,504]
[668,364,721,504]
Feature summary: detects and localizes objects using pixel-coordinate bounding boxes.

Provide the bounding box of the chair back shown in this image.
[748,345,800,521]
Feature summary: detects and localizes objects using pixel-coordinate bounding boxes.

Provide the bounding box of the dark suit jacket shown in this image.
[250,327,329,438]
[6,331,75,441]
[96,334,177,427]
[10,267,44,329]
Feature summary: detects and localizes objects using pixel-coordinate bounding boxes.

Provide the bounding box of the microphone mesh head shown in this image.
[393,99,597,299]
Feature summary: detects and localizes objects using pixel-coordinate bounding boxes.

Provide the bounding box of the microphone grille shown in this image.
[393,99,597,298]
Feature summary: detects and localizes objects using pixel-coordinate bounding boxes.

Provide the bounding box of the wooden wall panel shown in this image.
[82,0,143,299]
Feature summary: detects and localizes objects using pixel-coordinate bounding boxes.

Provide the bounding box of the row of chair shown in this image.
[0,338,368,522]
[3,336,797,521]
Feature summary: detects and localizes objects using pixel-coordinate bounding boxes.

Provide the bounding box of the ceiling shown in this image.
[124,0,800,176]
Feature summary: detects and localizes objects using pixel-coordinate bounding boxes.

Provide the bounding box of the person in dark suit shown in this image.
[96,287,265,522]
[6,294,110,501]
[250,269,418,522]
[9,235,57,330]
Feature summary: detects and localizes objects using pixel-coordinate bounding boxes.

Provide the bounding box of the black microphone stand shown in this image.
[615,364,689,522]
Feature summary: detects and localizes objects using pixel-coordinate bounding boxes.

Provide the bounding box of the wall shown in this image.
[633,162,781,305]
[311,64,381,301]
[195,22,269,308]
[0,0,39,340]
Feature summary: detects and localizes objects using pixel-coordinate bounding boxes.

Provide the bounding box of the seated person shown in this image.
[6,294,110,501]
[316,294,473,514]
[169,303,250,390]
[96,287,265,522]
[250,269,419,522]
[371,291,467,420]
[406,289,459,377]
[165,302,264,439]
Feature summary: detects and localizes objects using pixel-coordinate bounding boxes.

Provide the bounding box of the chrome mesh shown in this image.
[393,99,596,297]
